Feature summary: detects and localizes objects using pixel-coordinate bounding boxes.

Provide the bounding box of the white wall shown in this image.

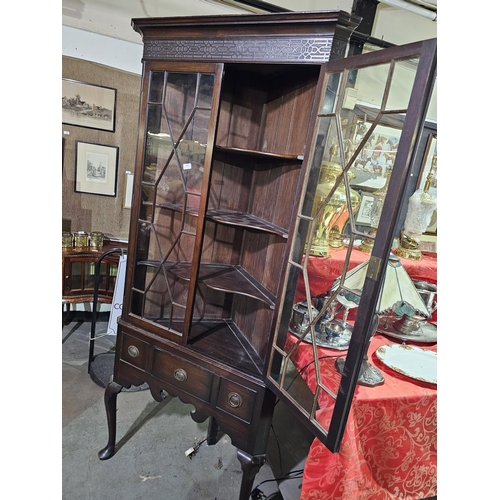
[373,4,437,45]
[62,25,143,75]
[62,3,436,77]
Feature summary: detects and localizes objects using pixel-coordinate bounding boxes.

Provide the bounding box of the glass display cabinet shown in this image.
[97,11,437,499]
[62,241,127,318]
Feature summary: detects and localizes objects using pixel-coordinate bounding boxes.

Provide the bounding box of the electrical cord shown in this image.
[266,354,342,491]
[270,423,283,478]
[184,437,207,459]
[250,469,305,499]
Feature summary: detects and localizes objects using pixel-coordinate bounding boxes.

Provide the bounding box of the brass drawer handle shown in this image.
[174,368,187,382]
[127,345,140,358]
[228,392,242,408]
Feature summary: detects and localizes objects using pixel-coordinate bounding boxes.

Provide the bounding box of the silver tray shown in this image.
[377,316,437,343]
[289,327,351,351]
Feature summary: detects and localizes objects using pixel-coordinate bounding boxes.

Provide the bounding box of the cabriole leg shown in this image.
[98,380,122,460]
[237,449,266,500]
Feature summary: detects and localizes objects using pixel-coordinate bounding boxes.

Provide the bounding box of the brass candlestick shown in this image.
[310,144,360,255]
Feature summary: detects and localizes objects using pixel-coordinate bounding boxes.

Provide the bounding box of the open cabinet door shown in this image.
[267,38,437,452]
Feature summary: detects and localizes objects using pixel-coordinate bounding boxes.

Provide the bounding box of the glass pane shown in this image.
[387,59,419,111]
[109,264,118,290]
[130,70,216,338]
[347,63,391,111]
[71,262,82,291]
[269,47,427,445]
[84,262,93,289]
[149,71,165,103]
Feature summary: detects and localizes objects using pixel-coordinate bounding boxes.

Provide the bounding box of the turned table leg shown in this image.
[237,449,266,500]
[98,380,122,460]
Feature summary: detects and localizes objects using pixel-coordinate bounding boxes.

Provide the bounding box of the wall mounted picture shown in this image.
[417,134,437,195]
[75,141,119,197]
[418,134,437,234]
[350,123,401,192]
[355,192,375,226]
[62,78,117,132]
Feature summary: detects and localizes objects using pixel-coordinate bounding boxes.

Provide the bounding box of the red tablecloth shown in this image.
[285,334,437,500]
[295,247,437,322]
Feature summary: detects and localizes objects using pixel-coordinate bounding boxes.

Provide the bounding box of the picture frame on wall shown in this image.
[62,78,117,132]
[350,123,401,192]
[416,133,437,194]
[75,141,119,197]
[418,133,437,234]
[355,192,374,226]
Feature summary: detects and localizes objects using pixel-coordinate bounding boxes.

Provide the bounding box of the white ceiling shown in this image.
[62,0,437,45]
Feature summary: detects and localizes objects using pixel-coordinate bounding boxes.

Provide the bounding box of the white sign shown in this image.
[107,255,127,335]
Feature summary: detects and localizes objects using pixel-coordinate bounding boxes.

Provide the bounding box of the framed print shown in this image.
[350,123,401,192]
[417,134,437,234]
[417,134,437,195]
[62,78,117,132]
[355,192,374,226]
[75,141,119,197]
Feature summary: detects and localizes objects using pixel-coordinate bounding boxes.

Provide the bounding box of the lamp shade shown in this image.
[331,254,430,318]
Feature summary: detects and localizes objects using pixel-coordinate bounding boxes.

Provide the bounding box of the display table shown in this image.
[295,246,437,322]
[285,333,437,500]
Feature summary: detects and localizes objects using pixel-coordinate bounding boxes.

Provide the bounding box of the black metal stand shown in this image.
[87,248,127,374]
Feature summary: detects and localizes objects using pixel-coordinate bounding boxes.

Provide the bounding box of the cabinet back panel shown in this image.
[232,296,273,360]
[217,69,266,151]
[272,164,301,229]
[217,65,319,156]
[200,220,282,296]
[259,70,318,155]
[210,157,299,230]
[209,157,252,213]
[240,232,283,294]
[201,221,241,266]
[192,284,229,320]
[286,75,320,153]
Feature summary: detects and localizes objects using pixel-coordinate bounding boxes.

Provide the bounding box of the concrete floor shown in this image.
[62,312,314,500]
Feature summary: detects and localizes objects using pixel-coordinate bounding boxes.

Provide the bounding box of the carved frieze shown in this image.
[143,37,335,63]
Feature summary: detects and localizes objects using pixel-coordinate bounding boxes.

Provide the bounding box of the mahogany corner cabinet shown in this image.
[97,11,437,500]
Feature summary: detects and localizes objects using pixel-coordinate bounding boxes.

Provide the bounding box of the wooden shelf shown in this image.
[208,209,288,237]
[150,318,264,377]
[152,203,288,238]
[214,145,304,161]
[138,260,276,309]
[189,319,265,377]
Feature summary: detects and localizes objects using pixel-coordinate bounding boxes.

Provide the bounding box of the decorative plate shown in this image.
[375,344,437,384]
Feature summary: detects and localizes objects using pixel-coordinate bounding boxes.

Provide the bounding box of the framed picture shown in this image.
[417,134,437,194]
[350,123,401,192]
[62,78,117,132]
[75,141,119,197]
[417,134,437,234]
[355,192,374,226]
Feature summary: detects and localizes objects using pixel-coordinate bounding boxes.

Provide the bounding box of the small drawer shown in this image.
[121,334,149,371]
[216,379,256,424]
[151,349,213,403]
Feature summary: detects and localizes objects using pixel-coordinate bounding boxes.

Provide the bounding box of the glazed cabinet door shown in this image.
[124,62,224,343]
[267,39,437,452]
